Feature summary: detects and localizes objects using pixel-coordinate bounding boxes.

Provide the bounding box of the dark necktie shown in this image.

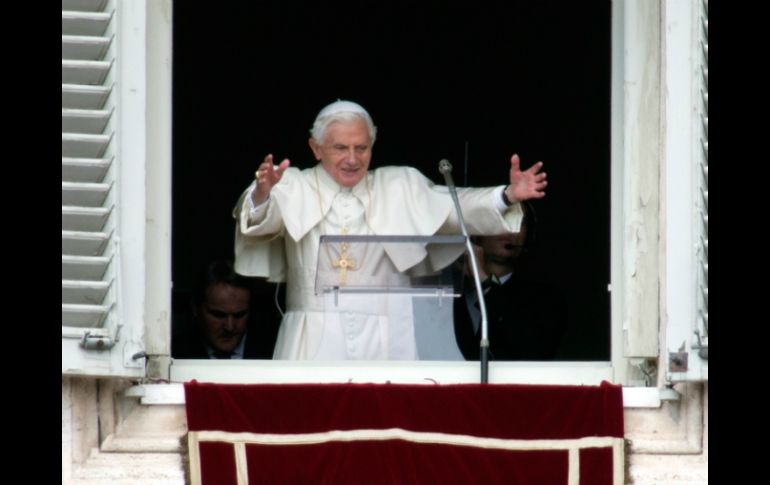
[470,275,502,328]
[480,274,502,294]
[213,350,233,359]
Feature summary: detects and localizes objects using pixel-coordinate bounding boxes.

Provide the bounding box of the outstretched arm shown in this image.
[503,154,547,203]
[251,154,291,206]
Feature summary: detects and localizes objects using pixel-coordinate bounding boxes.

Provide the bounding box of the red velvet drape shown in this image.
[185,381,624,484]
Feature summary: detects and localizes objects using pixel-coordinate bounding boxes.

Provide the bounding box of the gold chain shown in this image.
[314,167,373,284]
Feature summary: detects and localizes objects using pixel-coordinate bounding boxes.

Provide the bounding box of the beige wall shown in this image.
[63,377,707,484]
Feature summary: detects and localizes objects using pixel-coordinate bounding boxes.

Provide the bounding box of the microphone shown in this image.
[438,159,490,384]
[438,159,454,186]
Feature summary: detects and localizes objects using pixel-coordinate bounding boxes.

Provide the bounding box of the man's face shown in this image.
[478,224,527,264]
[310,119,373,187]
[198,283,250,354]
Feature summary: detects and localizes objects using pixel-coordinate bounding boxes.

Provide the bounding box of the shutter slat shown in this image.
[62,108,111,135]
[62,255,111,281]
[62,84,111,110]
[62,230,110,256]
[62,0,109,13]
[62,11,112,36]
[62,35,111,61]
[62,206,111,232]
[62,182,110,207]
[62,133,111,158]
[62,59,112,85]
[62,303,110,327]
[62,280,111,305]
[62,157,111,183]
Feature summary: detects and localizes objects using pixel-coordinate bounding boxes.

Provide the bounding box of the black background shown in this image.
[172,0,611,360]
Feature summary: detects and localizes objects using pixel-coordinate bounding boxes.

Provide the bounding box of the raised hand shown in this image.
[504,154,547,203]
[252,154,291,205]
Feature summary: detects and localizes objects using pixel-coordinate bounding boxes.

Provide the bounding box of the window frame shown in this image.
[151,0,700,388]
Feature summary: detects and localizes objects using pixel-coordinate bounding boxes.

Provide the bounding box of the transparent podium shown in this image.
[314,235,468,361]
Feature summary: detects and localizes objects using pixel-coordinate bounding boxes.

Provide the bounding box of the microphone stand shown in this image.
[438,159,490,384]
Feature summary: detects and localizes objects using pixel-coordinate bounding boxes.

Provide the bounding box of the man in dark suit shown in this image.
[454,204,567,361]
[173,260,280,359]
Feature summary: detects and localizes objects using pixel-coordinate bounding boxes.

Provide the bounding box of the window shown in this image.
[60,1,707,388]
[170,1,612,379]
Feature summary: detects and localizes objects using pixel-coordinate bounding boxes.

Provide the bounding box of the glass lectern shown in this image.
[314,235,468,361]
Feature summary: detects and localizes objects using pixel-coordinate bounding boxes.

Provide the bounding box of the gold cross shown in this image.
[331,242,356,285]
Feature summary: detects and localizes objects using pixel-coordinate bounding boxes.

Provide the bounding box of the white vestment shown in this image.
[233,164,522,360]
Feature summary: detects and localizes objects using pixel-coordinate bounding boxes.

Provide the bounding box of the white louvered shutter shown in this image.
[62,0,144,377]
[694,0,708,368]
[664,0,708,382]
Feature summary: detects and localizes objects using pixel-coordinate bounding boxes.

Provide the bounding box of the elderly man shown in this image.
[233,100,546,360]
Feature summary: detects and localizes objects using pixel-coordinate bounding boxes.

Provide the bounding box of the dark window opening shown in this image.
[172,0,611,361]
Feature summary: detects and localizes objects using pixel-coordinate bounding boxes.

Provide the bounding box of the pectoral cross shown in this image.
[331,242,356,285]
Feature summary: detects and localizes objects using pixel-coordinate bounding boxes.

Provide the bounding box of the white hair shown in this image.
[309,100,377,144]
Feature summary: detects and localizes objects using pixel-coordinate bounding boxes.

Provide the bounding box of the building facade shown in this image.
[62,1,707,483]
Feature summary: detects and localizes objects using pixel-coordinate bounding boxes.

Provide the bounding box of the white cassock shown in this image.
[233,164,523,360]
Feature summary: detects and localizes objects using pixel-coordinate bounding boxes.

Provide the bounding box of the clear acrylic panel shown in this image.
[314,235,468,360]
